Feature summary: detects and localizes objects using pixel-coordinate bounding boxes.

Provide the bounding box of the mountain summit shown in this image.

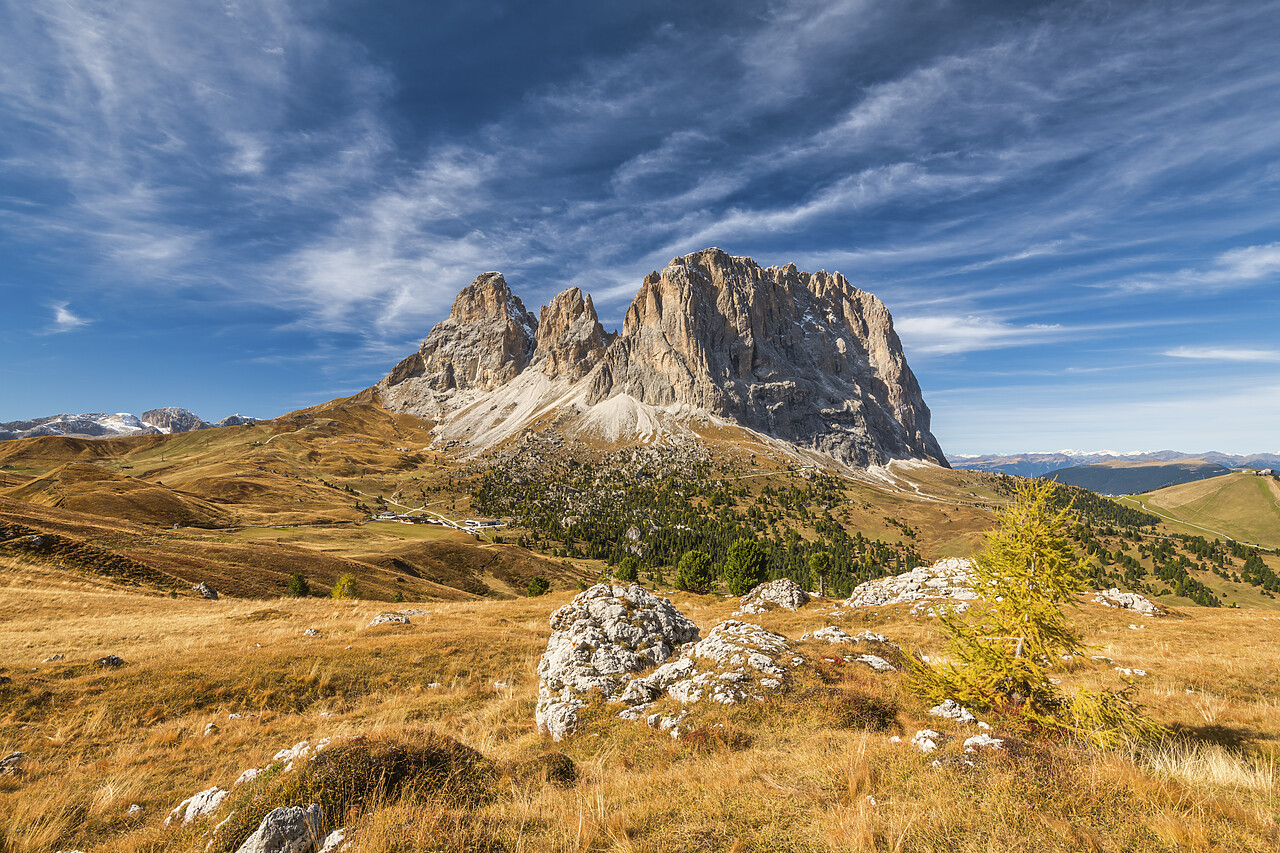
[376,248,947,468]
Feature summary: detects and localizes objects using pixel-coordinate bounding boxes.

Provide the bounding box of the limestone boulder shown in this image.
[536,584,699,741]
[738,578,809,614]
[842,558,976,609]
[1093,588,1164,617]
[234,804,324,853]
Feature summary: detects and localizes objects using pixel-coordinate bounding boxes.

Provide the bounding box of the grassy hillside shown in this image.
[1047,460,1232,495]
[1118,472,1280,550]
[0,562,1276,852]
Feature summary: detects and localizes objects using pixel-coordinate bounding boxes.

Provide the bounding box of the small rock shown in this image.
[911,729,945,753]
[963,733,1005,753]
[235,768,262,787]
[0,751,25,775]
[127,804,143,815]
[1115,667,1148,677]
[164,786,228,826]
[203,722,219,736]
[928,700,978,724]
[366,612,411,628]
[95,654,125,668]
[303,629,322,637]
[234,803,323,853]
[228,713,243,720]
[493,680,510,690]
[856,654,896,672]
[193,582,219,600]
[317,828,346,853]
[42,654,64,663]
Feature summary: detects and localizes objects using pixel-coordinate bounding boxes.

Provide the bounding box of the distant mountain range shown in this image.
[0,408,257,442]
[951,450,1280,478]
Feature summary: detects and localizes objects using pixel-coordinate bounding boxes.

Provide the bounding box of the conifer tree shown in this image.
[910,479,1161,746]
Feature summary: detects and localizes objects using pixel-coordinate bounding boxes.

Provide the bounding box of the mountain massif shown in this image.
[0,408,256,441]
[377,248,947,469]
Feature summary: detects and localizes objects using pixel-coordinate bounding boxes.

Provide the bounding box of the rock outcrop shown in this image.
[377,249,947,469]
[840,558,977,611]
[536,584,700,741]
[738,578,810,614]
[1093,588,1164,617]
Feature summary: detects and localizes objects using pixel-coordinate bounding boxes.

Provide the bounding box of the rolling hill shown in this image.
[1118,470,1280,550]
[1046,459,1233,495]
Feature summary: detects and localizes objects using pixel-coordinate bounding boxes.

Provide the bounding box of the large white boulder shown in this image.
[536,584,699,741]
[619,620,803,709]
[842,558,977,609]
[738,578,810,614]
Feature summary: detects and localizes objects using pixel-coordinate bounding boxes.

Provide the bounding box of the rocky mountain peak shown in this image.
[533,287,611,383]
[141,407,211,434]
[384,271,539,395]
[377,250,947,469]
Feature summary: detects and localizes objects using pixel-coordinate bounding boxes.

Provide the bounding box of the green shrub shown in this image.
[287,573,310,598]
[330,573,359,600]
[722,538,767,596]
[674,550,714,593]
[615,556,639,583]
[527,575,550,597]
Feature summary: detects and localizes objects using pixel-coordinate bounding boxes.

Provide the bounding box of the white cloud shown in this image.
[1113,242,1280,294]
[895,314,1064,355]
[47,301,89,333]
[1164,346,1280,362]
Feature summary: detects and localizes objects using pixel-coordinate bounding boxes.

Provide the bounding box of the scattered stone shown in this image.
[841,558,977,609]
[804,626,855,644]
[855,654,896,672]
[317,828,346,853]
[303,629,322,637]
[493,680,510,690]
[234,803,323,853]
[738,578,810,614]
[127,804,143,815]
[1128,624,1145,630]
[203,722,219,736]
[619,620,800,709]
[1115,667,1148,677]
[0,751,24,775]
[235,768,261,787]
[536,583,699,741]
[928,700,978,724]
[427,682,442,688]
[42,654,64,663]
[1093,588,1164,617]
[963,733,1005,753]
[366,612,411,628]
[1091,655,1113,664]
[193,582,219,600]
[910,600,971,617]
[164,786,229,826]
[911,729,946,753]
[95,654,125,668]
[228,713,243,720]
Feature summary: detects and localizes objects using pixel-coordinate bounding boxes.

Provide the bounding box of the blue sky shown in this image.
[2,0,1278,456]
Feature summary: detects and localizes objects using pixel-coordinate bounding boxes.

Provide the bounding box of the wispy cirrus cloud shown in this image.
[1112,243,1280,294]
[1165,346,1280,362]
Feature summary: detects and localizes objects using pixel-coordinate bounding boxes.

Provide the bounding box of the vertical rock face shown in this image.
[384,272,538,396]
[376,249,947,468]
[601,248,944,467]
[533,287,612,383]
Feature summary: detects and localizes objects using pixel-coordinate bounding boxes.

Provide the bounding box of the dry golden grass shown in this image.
[2,562,1279,853]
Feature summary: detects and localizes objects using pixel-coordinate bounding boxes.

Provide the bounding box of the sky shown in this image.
[1,0,1278,456]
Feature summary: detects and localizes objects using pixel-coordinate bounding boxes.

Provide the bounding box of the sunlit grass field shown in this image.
[1,561,1276,852]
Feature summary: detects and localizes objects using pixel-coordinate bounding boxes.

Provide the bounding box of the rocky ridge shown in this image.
[0,408,258,441]
[377,248,947,469]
